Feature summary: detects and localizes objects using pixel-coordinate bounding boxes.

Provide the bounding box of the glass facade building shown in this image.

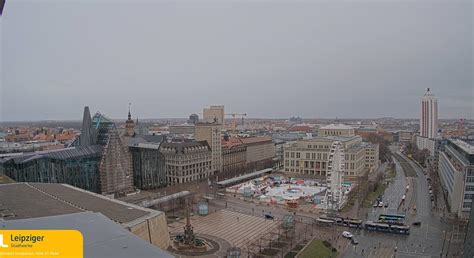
[1,146,102,192]
[438,139,474,217]
[0,107,134,196]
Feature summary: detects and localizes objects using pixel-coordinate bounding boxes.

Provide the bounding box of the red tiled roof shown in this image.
[55,133,76,142]
[240,136,272,145]
[288,125,313,133]
[33,134,54,142]
[222,137,243,148]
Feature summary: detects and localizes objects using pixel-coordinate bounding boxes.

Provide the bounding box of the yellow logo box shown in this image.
[0,230,83,258]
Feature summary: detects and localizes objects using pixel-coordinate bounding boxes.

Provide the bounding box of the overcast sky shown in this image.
[1,0,472,121]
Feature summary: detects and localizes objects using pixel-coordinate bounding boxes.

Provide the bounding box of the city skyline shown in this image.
[2,0,472,121]
[0,1,472,257]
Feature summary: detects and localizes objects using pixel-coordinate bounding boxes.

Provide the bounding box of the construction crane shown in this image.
[225,113,247,132]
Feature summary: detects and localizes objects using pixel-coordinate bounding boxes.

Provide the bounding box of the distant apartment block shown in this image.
[203,105,225,124]
[395,130,414,142]
[169,124,195,135]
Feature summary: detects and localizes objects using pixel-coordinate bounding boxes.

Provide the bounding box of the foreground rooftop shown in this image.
[0,183,160,224]
[1,212,172,258]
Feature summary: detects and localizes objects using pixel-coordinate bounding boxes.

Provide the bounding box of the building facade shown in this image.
[195,122,222,173]
[240,136,275,167]
[420,88,438,139]
[0,146,103,192]
[364,143,379,172]
[464,205,474,257]
[122,109,168,191]
[318,124,355,137]
[438,139,474,218]
[160,141,212,185]
[129,144,167,190]
[90,111,134,196]
[169,124,195,135]
[283,135,373,182]
[203,105,225,124]
[273,139,287,170]
[222,136,247,177]
[397,131,414,142]
[0,107,134,197]
[416,135,437,156]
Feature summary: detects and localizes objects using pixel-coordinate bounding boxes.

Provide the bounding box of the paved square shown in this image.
[169,209,280,249]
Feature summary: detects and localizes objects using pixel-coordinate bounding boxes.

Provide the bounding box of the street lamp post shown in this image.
[441,230,447,256]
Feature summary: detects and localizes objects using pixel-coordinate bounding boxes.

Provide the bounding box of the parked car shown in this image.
[373,202,378,208]
[264,214,274,220]
[351,238,359,245]
[378,202,383,207]
[342,231,353,239]
[384,203,389,208]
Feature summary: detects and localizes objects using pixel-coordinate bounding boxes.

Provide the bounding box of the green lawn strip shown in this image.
[298,240,337,258]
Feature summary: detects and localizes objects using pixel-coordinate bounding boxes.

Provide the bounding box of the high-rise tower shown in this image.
[420,88,438,139]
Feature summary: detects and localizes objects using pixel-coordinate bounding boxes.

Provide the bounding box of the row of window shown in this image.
[466,185,474,191]
[282,168,357,177]
[463,202,472,209]
[285,152,329,160]
[305,144,330,149]
[284,160,363,171]
[285,151,364,161]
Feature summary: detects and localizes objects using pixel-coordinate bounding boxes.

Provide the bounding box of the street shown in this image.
[343,149,449,258]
